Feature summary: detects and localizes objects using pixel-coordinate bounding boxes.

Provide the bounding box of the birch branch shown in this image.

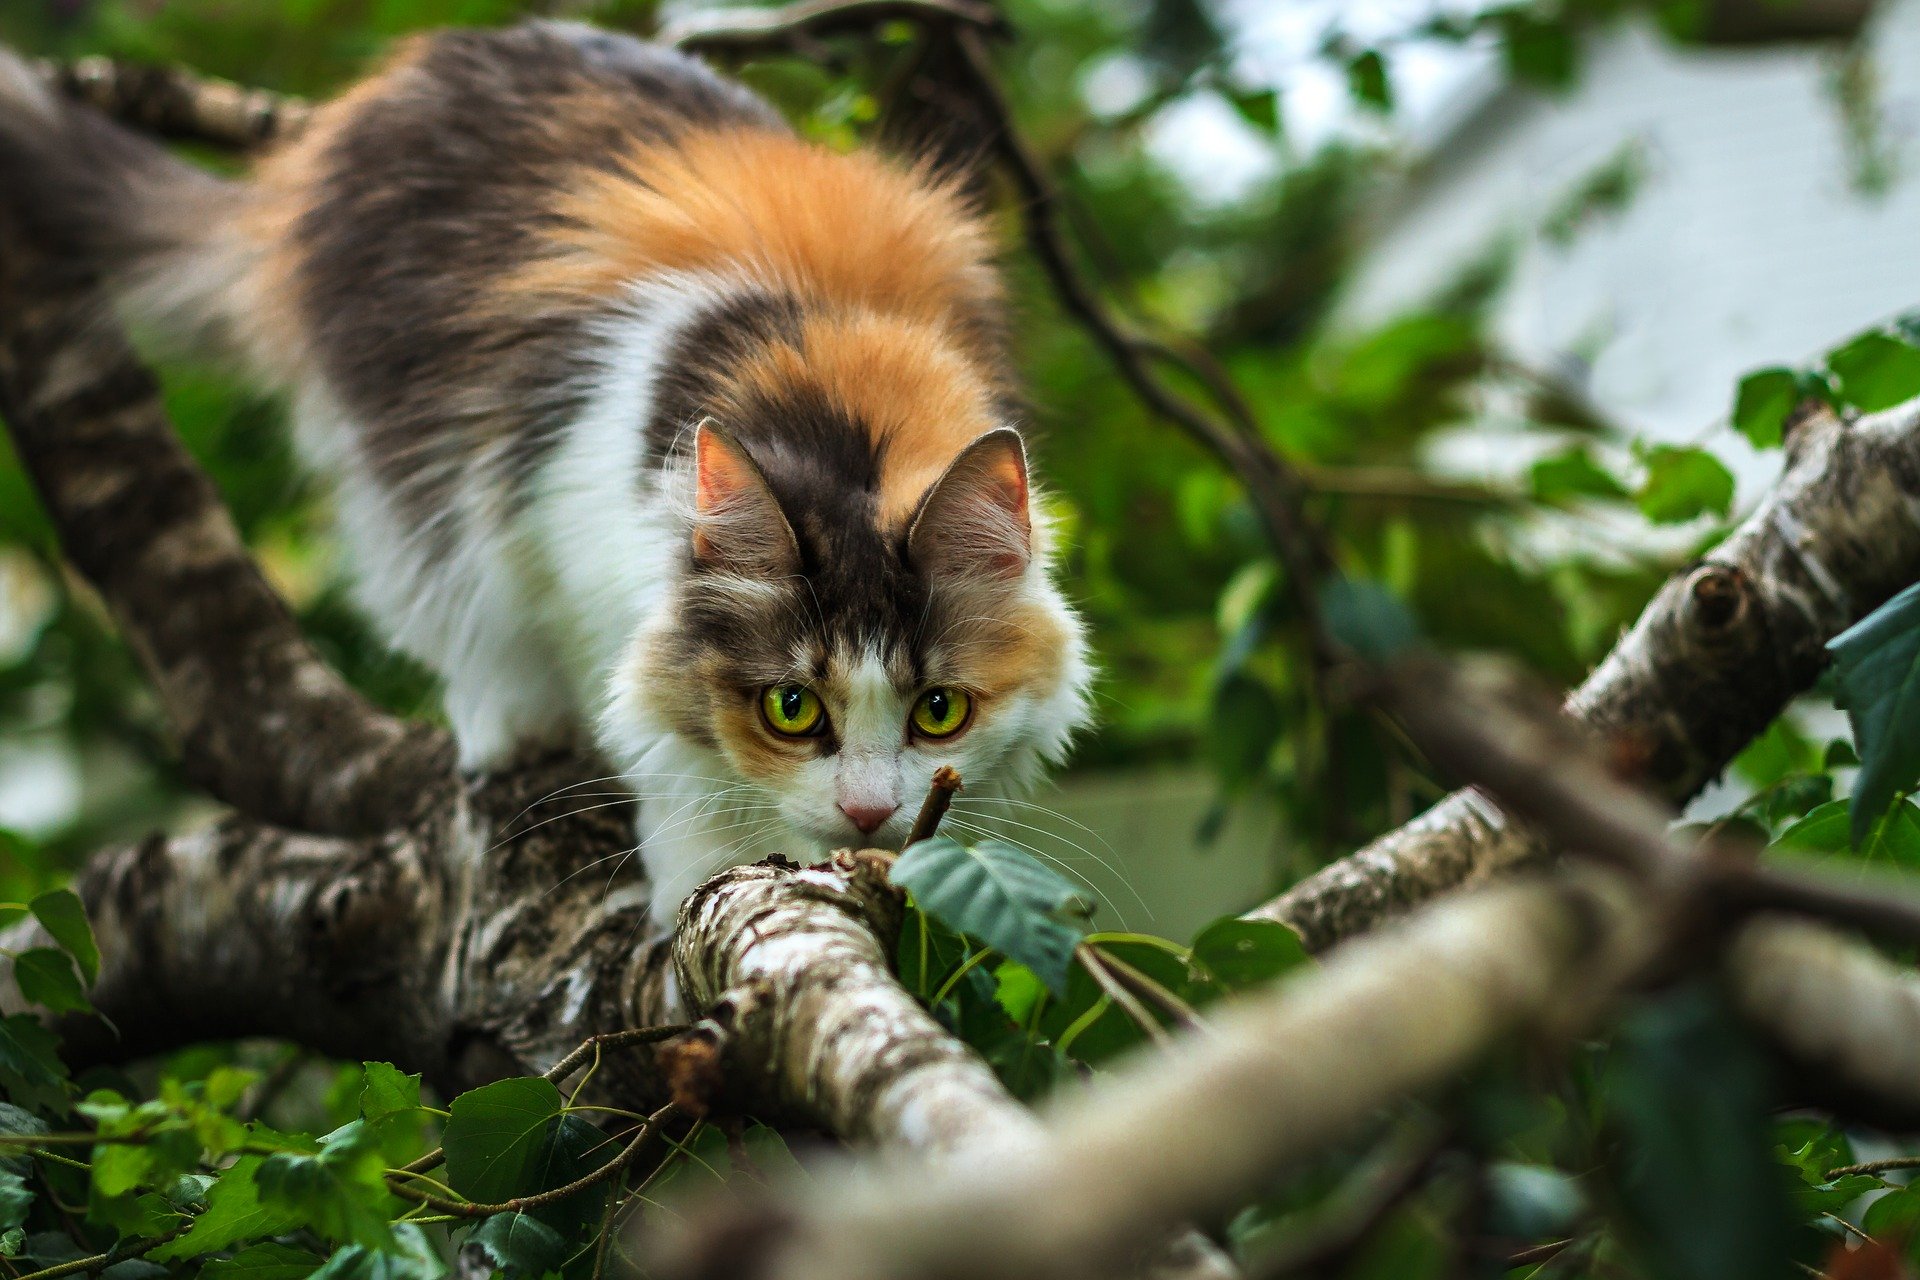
[1252,403,1920,950]
[648,874,1650,1280]
[0,213,453,835]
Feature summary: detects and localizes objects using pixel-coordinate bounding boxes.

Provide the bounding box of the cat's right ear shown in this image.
[690,420,800,577]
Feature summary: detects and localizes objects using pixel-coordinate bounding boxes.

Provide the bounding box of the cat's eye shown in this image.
[911,687,972,739]
[761,684,826,737]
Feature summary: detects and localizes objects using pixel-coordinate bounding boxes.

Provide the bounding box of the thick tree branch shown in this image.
[649,874,1650,1280]
[0,218,454,835]
[1253,404,1920,949]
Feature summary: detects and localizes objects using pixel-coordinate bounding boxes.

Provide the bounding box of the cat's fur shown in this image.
[0,22,1092,921]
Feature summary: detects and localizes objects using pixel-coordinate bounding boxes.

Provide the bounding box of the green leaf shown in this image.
[1826,331,1920,412]
[201,1243,323,1280]
[1497,10,1578,88]
[1633,444,1734,524]
[307,1224,446,1280]
[357,1063,420,1124]
[1731,368,1800,450]
[1529,448,1627,503]
[0,1015,67,1090]
[441,1077,564,1206]
[29,891,98,986]
[892,836,1089,996]
[1602,984,1797,1280]
[151,1157,304,1260]
[1320,577,1422,660]
[1206,673,1282,789]
[1829,581,1920,845]
[13,950,89,1016]
[1185,918,1308,998]
[1040,940,1191,1064]
[1774,797,1920,864]
[1865,1185,1920,1262]
[1345,50,1390,111]
[0,1171,31,1230]
[464,1213,568,1278]
[253,1123,395,1249]
[1226,88,1280,134]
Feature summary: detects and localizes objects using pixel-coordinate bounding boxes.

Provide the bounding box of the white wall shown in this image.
[1337,3,1920,450]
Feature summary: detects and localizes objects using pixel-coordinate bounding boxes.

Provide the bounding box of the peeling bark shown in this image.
[0,222,452,836]
[1252,405,1920,949]
[651,876,1650,1280]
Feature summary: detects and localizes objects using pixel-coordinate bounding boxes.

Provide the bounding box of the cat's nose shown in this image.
[840,801,898,836]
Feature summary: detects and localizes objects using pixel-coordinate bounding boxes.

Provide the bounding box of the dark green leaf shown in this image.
[1826,331,1920,412]
[252,1123,395,1249]
[13,950,89,1016]
[1226,89,1280,134]
[1603,984,1797,1280]
[29,891,98,986]
[1498,11,1578,88]
[0,1171,30,1230]
[1829,581,1920,845]
[1732,368,1800,450]
[0,1015,66,1090]
[1865,1185,1920,1261]
[1321,577,1422,660]
[891,836,1089,995]
[306,1224,445,1280]
[1041,940,1190,1063]
[151,1157,305,1261]
[441,1077,564,1206]
[1206,673,1283,788]
[464,1212,568,1278]
[1529,448,1627,503]
[1345,51,1390,111]
[201,1243,323,1280]
[1185,918,1308,997]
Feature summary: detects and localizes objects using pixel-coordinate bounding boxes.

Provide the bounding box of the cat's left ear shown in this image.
[907,428,1031,580]
[691,420,800,577]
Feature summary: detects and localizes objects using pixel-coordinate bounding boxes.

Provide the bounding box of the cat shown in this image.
[0,21,1092,924]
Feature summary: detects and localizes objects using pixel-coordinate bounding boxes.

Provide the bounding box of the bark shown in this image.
[0,220,453,836]
[1252,403,1920,950]
[648,874,1652,1280]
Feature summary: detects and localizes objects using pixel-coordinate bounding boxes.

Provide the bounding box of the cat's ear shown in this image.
[907,428,1031,580]
[691,420,800,576]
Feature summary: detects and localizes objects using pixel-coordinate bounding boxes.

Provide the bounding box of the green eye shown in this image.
[761,684,826,737]
[911,687,972,738]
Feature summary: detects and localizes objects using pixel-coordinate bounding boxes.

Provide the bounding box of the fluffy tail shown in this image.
[0,47,245,342]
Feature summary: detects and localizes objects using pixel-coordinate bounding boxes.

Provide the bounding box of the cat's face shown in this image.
[616,421,1089,851]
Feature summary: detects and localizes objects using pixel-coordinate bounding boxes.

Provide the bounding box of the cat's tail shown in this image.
[0,47,251,351]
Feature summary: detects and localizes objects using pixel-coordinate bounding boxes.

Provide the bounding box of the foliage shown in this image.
[4,0,1920,1277]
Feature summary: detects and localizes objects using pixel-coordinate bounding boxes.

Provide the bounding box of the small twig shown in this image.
[387,1103,676,1217]
[1086,945,1203,1032]
[238,1045,309,1123]
[1827,1155,1920,1178]
[9,1226,185,1280]
[1074,942,1171,1045]
[397,1023,688,1177]
[902,766,963,850]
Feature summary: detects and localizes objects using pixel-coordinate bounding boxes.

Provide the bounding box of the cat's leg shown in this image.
[324,442,582,771]
[631,739,800,928]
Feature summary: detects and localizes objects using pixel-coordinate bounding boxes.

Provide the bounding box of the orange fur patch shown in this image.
[715,310,1003,526]
[502,127,1002,339]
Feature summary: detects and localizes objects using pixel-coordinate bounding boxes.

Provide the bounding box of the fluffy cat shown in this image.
[0,22,1092,922]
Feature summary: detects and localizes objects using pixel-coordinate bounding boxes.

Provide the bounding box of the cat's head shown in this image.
[613,415,1090,851]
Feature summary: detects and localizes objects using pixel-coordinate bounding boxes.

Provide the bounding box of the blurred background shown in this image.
[0,0,1908,936]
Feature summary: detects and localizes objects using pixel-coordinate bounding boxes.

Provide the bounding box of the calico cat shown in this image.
[0,22,1091,922]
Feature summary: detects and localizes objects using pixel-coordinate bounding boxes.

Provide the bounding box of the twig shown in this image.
[1826,1156,1920,1178]
[9,1226,185,1280]
[902,766,962,850]
[662,0,1009,53]
[387,1104,676,1217]
[1074,942,1172,1045]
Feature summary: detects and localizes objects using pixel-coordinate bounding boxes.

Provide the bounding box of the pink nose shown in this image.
[840,801,898,835]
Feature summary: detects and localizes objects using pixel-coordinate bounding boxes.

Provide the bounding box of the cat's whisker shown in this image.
[941,816,1136,928]
[949,803,1152,923]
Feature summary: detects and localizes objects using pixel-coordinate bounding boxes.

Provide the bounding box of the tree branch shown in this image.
[1252,403,1920,949]
[0,219,454,835]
